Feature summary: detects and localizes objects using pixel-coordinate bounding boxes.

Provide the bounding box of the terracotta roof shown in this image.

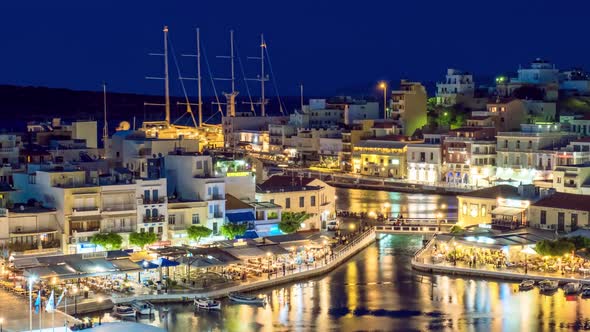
[225,194,253,211]
[459,185,520,200]
[573,137,590,143]
[532,193,590,211]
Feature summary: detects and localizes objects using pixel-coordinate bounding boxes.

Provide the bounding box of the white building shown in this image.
[560,69,590,96]
[406,134,445,184]
[436,69,475,106]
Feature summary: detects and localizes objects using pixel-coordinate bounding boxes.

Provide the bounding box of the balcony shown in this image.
[71,228,100,238]
[210,194,224,201]
[447,147,467,152]
[140,197,167,205]
[143,215,165,223]
[213,212,224,219]
[72,206,100,216]
[102,203,136,213]
[101,226,136,233]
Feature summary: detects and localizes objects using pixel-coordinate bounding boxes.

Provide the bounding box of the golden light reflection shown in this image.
[346,258,358,310]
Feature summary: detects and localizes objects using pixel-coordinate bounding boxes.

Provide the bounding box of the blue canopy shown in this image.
[236,230,259,239]
[226,212,255,224]
[151,257,180,267]
[137,260,159,269]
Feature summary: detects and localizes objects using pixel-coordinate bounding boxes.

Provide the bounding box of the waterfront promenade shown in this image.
[112,228,376,305]
[412,238,590,284]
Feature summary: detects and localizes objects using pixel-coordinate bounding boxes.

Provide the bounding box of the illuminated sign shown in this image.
[226,171,251,177]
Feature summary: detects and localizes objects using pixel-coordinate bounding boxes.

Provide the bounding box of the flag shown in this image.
[34,290,41,314]
[56,290,66,307]
[46,290,55,312]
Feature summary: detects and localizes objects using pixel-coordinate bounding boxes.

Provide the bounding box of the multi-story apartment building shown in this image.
[407,134,445,184]
[389,80,427,136]
[496,58,559,102]
[255,176,335,231]
[496,123,578,184]
[550,164,590,195]
[559,69,590,96]
[442,127,496,186]
[352,137,416,178]
[436,69,475,106]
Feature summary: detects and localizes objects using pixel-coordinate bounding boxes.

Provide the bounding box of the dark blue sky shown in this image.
[1,1,589,97]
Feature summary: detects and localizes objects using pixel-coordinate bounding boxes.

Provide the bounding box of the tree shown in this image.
[129,232,158,249]
[90,233,123,250]
[186,225,212,244]
[563,236,590,250]
[535,239,576,257]
[220,223,248,240]
[279,212,310,234]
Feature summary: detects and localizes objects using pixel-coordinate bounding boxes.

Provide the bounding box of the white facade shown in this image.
[436,69,475,106]
[407,143,442,183]
[135,178,168,241]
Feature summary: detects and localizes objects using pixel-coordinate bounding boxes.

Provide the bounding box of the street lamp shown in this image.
[72,287,79,317]
[379,82,387,120]
[28,276,37,332]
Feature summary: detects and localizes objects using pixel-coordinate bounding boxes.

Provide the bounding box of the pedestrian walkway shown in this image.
[0,288,73,332]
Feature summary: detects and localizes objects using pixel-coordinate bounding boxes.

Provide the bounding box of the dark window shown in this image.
[285,198,290,209]
[192,214,200,224]
[571,214,578,231]
[540,210,546,225]
[168,215,176,225]
[157,226,163,234]
[558,212,565,232]
[299,196,305,208]
[311,196,316,207]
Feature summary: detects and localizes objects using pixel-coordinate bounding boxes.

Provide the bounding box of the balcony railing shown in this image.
[140,197,167,205]
[102,203,136,212]
[72,207,100,216]
[211,194,224,200]
[143,215,165,223]
[213,212,224,219]
[101,226,136,233]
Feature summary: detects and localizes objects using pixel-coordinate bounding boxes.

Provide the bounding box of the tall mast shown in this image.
[300,83,304,111]
[230,29,235,95]
[102,82,108,143]
[163,26,171,124]
[196,28,203,127]
[260,34,266,117]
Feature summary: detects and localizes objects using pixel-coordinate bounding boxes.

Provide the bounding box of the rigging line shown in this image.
[264,44,286,115]
[168,36,197,126]
[234,42,255,112]
[201,41,223,114]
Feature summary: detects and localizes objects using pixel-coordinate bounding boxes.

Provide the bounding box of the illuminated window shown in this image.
[481,205,487,217]
[470,204,478,218]
[462,203,468,215]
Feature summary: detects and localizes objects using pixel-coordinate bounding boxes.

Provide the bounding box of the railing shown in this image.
[101,226,136,233]
[143,216,165,223]
[141,197,167,205]
[102,204,135,212]
[211,194,224,200]
[72,207,100,216]
[491,220,529,229]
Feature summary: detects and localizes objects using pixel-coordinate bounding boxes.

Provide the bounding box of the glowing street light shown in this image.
[379,81,388,120]
[28,275,37,332]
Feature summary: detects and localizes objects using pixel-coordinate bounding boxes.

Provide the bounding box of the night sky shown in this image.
[1,0,589,97]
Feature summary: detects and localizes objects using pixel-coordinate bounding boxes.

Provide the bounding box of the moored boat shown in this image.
[518,280,535,291]
[581,287,590,299]
[194,297,221,310]
[131,300,155,315]
[563,282,582,295]
[538,280,559,294]
[228,292,266,305]
[112,304,137,318]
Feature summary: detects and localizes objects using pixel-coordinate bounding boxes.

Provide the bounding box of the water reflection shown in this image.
[104,233,590,331]
[335,188,458,219]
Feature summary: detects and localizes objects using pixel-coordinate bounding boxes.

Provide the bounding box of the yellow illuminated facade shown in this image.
[352,142,408,178]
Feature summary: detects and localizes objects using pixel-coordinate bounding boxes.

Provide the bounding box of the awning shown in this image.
[111,259,143,272]
[224,246,266,259]
[236,230,259,239]
[24,266,58,279]
[226,212,255,223]
[137,260,159,269]
[151,257,180,267]
[491,206,525,216]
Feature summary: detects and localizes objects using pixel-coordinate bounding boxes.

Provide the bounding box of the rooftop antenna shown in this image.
[102,82,108,144]
[300,83,304,111]
[246,34,269,116]
[146,25,171,125]
[214,30,239,117]
[180,27,204,127]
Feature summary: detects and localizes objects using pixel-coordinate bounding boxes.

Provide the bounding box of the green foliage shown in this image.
[561,236,590,250]
[129,232,158,249]
[220,223,248,240]
[535,239,576,257]
[279,212,311,233]
[186,225,213,243]
[449,225,464,234]
[90,232,123,250]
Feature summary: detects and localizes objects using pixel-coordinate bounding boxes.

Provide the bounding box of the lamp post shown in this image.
[28,276,36,332]
[382,82,387,119]
[72,287,78,317]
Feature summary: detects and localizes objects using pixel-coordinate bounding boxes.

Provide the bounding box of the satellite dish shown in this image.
[117,121,131,131]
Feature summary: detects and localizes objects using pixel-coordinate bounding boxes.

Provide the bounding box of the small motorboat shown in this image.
[518,280,535,291]
[538,280,559,294]
[130,300,155,315]
[112,304,137,318]
[228,292,267,305]
[194,297,221,310]
[563,282,582,295]
[581,286,590,299]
